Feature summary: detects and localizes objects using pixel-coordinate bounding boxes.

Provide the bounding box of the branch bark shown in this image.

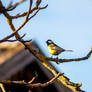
[45,48,92,63]
[0,0,90,92]
[0,73,63,88]
[0,83,6,92]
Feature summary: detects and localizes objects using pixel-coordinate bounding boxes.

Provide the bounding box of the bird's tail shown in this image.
[65,50,73,52]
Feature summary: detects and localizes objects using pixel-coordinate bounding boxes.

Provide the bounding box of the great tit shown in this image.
[46,40,73,56]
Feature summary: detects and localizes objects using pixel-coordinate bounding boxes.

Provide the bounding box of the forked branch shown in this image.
[0,0,26,14]
[0,0,47,41]
[0,0,91,92]
[0,73,63,88]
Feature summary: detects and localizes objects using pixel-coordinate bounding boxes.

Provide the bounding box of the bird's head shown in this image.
[46,40,53,45]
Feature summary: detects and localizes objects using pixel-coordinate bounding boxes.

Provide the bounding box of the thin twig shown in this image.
[28,72,38,84]
[29,73,64,87]
[39,4,48,9]
[6,0,26,11]
[36,0,41,6]
[11,4,48,19]
[0,0,26,14]
[0,34,26,43]
[26,0,32,20]
[0,3,40,42]
[29,8,39,20]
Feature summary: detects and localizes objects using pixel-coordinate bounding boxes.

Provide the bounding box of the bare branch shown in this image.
[45,48,92,63]
[6,0,26,11]
[26,0,33,20]
[11,3,48,19]
[0,73,63,88]
[3,9,39,40]
[0,1,39,42]
[0,83,6,92]
[0,0,26,14]
[28,72,38,84]
[22,39,32,42]
[29,8,39,20]
[39,4,48,9]
[30,73,64,87]
[0,34,26,43]
[0,0,86,92]
[36,0,41,6]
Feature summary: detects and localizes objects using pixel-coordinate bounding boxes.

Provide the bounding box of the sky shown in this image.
[0,0,92,92]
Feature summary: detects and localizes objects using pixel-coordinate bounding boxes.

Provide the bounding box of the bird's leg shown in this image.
[56,55,58,59]
[56,55,60,64]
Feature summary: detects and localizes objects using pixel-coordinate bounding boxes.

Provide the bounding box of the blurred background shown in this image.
[0,0,92,91]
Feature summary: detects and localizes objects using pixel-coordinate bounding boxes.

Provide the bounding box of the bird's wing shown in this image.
[51,45,65,52]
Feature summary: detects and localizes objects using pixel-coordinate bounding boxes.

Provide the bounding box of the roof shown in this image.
[0,41,73,92]
[0,41,40,79]
[0,42,24,64]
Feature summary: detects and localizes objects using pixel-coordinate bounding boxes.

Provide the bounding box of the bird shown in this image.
[46,40,73,57]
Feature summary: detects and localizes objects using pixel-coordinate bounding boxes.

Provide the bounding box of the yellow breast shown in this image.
[48,44,58,55]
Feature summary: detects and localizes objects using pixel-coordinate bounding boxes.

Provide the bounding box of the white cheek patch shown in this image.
[48,41,52,43]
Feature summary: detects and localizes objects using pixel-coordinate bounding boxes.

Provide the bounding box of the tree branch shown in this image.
[0,1,40,41]
[10,0,48,19]
[0,34,26,43]
[0,0,26,14]
[28,72,38,84]
[0,0,88,92]
[45,48,92,63]
[0,73,63,88]
[0,0,46,42]
[0,83,6,92]
[7,0,26,11]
